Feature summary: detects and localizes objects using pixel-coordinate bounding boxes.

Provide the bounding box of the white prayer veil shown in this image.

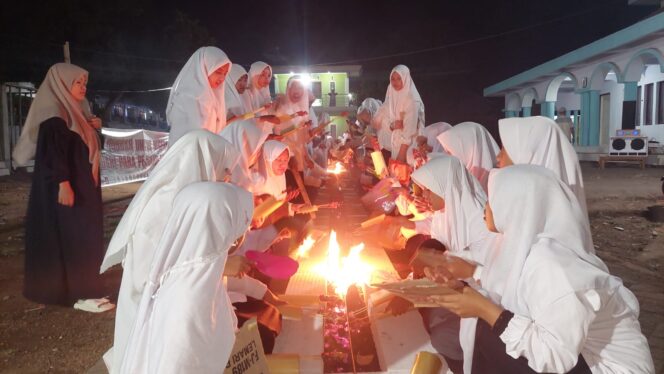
[252,140,290,199]
[422,122,452,153]
[219,120,270,191]
[498,116,588,218]
[224,64,252,118]
[411,155,488,254]
[437,121,499,192]
[247,61,272,110]
[384,65,423,124]
[357,97,382,118]
[102,130,239,272]
[482,165,605,311]
[167,46,231,145]
[119,182,253,374]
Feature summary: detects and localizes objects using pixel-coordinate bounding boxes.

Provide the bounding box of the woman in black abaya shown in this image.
[13,63,111,311]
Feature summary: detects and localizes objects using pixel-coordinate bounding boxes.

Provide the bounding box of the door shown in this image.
[311,81,322,100]
[599,93,611,146]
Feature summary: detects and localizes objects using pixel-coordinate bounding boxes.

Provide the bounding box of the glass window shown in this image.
[644,83,654,126]
[635,86,641,126]
[658,81,664,125]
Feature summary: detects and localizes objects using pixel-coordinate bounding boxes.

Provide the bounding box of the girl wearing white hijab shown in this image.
[437,122,499,193]
[252,140,290,200]
[357,97,383,130]
[120,182,254,374]
[429,165,653,374]
[412,155,498,372]
[167,46,231,145]
[275,76,312,173]
[384,65,425,162]
[497,116,589,219]
[14,63,108,309]
[101,130,238,373]
[421,122,452,153]
[247,61,273,110]
[219,120,271,191]
[224,64,253,120]
[410,155,496,276]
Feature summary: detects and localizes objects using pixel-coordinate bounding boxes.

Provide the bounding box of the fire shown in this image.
[315,230,373,296]
[327,162,345,175]
[295,234,316,259]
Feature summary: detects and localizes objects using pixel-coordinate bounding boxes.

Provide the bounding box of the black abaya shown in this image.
[23,117,106,305]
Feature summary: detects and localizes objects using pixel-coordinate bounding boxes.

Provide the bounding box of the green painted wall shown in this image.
[274,72,349,97]
[329,116,347,134]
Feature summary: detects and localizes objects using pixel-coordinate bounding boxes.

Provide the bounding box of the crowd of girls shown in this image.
[13,44,654,373]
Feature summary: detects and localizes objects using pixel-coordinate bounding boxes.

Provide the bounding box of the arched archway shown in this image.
[622,48,664,82]
[504,92,521,117]
[589,62,621,91]
[623,48,664,128]
[543,72,578,118]
[545,72,578,102]
[521,87,540,116]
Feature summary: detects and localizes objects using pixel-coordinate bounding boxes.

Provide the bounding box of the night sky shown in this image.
[0,0,659,131]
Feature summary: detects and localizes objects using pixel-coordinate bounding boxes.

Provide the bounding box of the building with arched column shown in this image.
[484,10,664,164]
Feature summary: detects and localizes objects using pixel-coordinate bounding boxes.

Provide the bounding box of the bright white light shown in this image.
[300,73,312,88]
[348,93,353,99]
[289,71,294,75]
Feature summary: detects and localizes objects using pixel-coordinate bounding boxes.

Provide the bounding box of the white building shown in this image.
[484,7,664,164]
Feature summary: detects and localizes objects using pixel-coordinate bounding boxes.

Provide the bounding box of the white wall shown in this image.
[636,64,664,142]
[599,79,624,144]
[555,91,581,111]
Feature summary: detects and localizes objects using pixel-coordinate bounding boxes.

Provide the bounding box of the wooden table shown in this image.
[598,155,646,169]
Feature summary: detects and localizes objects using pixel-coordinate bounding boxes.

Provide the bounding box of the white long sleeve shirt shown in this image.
[500,242,654,374]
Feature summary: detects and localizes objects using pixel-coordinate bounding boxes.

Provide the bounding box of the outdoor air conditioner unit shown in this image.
[609,136,648,156]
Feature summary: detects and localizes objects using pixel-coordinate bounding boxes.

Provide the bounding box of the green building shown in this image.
[272,65,362,136]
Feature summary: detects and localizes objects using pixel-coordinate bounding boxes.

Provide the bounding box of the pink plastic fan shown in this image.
[245,251,299,279]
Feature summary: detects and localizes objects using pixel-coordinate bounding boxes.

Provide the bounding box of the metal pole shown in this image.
[1,84,10,171]
[7,86,14,171]
[63,41,71,63]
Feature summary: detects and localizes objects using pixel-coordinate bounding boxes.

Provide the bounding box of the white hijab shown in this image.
[120,182,253,374]
[281,76,310,114]
[13,63,100,185]
[384,65,425,127]
[252,140,290,200]
[167,47,231,145]
[275,77,310,171]
[437,122,499,193]
[220,120,270,191]
[411,155,488,255]
[357,98,382,118]
[498,116,588,219]
[422,122,452,152]
[247,61,272,110]
[482,165,607,313]
[224,64,252,118]
[102,130,239,272]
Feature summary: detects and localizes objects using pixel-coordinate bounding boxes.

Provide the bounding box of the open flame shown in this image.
[295,234,316,259]
[327,162,345,175]
[315,230,373,296]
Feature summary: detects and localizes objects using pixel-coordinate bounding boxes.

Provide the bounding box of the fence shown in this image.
[1,83,37,174]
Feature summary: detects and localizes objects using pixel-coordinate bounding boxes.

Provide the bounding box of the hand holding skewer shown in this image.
[257,114,280,125]
[285,189,300,202]
[412,196,432,213]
